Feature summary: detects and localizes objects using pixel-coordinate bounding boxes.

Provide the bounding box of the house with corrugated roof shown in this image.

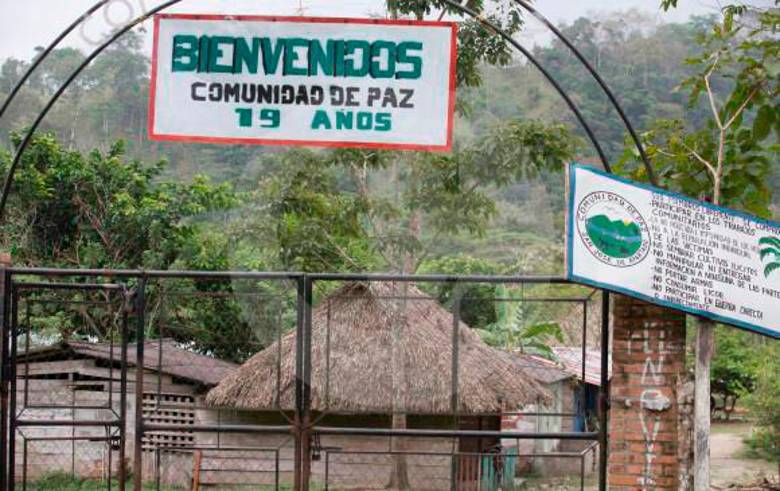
[503,347,612,477]
[14,339,237,486]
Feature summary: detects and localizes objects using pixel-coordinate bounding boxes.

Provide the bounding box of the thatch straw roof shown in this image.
[207,282,551,414]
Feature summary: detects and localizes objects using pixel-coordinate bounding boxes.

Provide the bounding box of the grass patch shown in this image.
[25,473,180,491]
[26,473,323,491]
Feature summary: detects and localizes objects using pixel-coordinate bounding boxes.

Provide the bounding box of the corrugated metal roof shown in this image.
[21,340,237,387]
[508,351,573,385]
[551,346,612,387]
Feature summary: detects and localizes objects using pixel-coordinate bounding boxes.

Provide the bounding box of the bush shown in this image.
[744,344,780,475]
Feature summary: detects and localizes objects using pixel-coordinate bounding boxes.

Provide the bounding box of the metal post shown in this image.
[324,451,329,491]
[300,277,313,491]
[8,289,18,489]
[598,291,609,491]
[580,300,588,432]
[450,282,461,415]
[119,296,129,491]
[107,427,112,491]
[275,449,280,491]
[293,278,305,491]
[133,277,147,491]
[0,265,10,491]
[19,440,25,491]
[449,282,461,491]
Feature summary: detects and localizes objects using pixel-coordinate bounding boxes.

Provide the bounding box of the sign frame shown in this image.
[147,14,458,151]
[566,162,780,339]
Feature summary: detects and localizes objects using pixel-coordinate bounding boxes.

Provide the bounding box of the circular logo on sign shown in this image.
[575,192,651,268]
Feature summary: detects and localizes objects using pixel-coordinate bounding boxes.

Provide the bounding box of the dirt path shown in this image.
[711,421,778,488]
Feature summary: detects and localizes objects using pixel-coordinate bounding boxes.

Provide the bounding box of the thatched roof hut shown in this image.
[207,282,551,415]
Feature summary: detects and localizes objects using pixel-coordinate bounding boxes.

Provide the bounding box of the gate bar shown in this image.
[119,298,129,491]
[7,292,18,488]
[294,277,305,491]
[301,277,314,491]
[599,291,610,491]
[132,277,146,491]
[7,268,303,280]
[0,270,9,491]
[313,428,599,440]
[12,282,123,291]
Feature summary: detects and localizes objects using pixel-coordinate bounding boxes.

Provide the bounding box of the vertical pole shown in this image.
[19,439,25,491]
[119,299,129,491]
[107,431,112,490]
[70,376,75,477]
[450,282,461,491]
[450,281,461,415]
[301,277,313,491]
[275,449,280,491]
[324,451,329,491]
[133,277,146,491]
[580,301,588,432]
[0,256,11,491]
[191,449,202,491]
[598,291,609,491]
[155,447,161,491]
[293,277,304,491]
[694,319,714,491]
[8,289,18,489]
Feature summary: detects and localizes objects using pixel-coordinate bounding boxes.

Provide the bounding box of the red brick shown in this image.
[608,295,686,489]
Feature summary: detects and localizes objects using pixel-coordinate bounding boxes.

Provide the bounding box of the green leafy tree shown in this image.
[475,285,564,359]
[0,133,236,269]
[744,343,780,476]
[233,149,380,273]
[620,3,779,487]
[388,0,523,96]
[0,133,253,358]
[619,4,779,216]
[533,11,713,159]
[418,255,501,328]
[710,327,759,420]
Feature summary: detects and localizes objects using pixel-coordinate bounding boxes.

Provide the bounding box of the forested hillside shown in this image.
[1,10,777,278]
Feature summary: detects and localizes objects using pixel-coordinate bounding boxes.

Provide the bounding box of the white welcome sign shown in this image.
[149,14,457,151]
[566,163,780,338]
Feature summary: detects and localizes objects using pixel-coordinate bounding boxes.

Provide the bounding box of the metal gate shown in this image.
[0,268,609,491]
[1,279,130,490]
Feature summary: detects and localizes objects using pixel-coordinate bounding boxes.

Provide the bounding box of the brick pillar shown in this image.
[609,295,687,490]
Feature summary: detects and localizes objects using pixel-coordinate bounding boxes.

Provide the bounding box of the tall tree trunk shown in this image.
[388,279,412,490]
[386,4,424,485]
[388,169,422,489]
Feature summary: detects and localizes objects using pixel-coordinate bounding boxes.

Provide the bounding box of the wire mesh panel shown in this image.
[138,275,299,490]
[8,281,129,490]
[0,270,609,491]
[320,444,601,491]
[18,435,122,490]
[325,450,452,490]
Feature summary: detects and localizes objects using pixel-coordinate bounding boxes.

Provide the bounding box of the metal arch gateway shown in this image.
[0,2,631,491]
[0,0,661,221]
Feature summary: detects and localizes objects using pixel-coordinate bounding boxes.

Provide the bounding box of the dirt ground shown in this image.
[711,421,779,488]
